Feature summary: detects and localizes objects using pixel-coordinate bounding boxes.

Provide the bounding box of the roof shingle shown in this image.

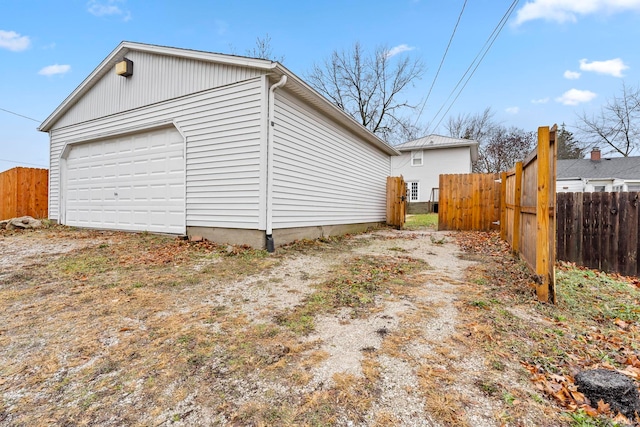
[557,157,640,180]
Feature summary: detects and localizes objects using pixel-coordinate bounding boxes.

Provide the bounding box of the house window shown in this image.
[405,181,419,202]
[411,150,423,166]
[593,185,606,192]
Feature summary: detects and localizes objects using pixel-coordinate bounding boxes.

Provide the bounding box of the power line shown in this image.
[0,107,41,123]
[0,158,48,168]
[414,0,468,127]
[428,0,520,133]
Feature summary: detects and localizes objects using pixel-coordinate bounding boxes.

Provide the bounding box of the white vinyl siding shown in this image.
[271,89,390,228]
[54,50,267,129]
[49,78,263,229]
[556,180,584,193]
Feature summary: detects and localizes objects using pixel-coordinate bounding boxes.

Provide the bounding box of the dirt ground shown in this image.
[0,225,587,426]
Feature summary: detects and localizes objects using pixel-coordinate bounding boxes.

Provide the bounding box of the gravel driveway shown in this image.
[0,226,555,426]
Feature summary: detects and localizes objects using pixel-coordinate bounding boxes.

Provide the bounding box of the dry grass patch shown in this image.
[372,410,401,426]
[0,227,289,425]
[274,254,429,335]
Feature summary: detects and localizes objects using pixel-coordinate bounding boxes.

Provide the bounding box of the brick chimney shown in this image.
[591,148,601,161]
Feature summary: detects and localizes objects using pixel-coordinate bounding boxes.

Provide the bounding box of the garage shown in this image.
[63,126,185,234]
[40,42,398,248]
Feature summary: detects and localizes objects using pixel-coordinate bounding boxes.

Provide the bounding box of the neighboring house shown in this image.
[38,41,400,249]
[391,134,479,204]
[557,149,640,193]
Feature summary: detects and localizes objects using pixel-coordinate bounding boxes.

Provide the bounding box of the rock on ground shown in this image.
[0,216,43,230]
[575,369,640,419]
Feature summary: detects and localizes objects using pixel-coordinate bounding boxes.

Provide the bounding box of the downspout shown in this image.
[265,75,287,252]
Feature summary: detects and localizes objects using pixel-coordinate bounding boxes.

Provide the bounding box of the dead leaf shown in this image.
[570,390,588,405]
[614,318,629,329]
[579,404,599,417]
[550,373,566,383]
[597,399,611,414]
[612,413,631,424]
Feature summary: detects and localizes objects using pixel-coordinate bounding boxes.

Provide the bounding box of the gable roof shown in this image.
[39,41,399,156]
[557,157,640,180]
[394,134,479,162]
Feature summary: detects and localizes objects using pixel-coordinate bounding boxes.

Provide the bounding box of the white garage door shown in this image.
[64,126,185,234]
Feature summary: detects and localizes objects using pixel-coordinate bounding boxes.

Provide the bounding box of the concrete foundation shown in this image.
[187,222,384,250]
[187,226,266,249]
[407,202,437,214]
[273,222,383,247]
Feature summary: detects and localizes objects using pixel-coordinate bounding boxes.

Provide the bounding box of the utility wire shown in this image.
[414,0,468,128]
[428,0,520,133]
[0,107,41,123]
[0,108,47,168]
[0,158,48,168]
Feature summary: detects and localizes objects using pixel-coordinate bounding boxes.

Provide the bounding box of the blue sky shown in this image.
[1,0,639,173]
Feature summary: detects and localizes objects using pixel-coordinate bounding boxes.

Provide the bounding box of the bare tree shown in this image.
[306,42,424,144]
[576,83,640,157]
[446,108,534,173]
[445,107,497,142]
[475,127,535,173]
[245,33,284,63]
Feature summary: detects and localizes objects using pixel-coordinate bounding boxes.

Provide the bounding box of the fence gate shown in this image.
[437,173,501,231]
[386,176,406,229]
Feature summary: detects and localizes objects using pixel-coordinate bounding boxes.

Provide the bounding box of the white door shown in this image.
[64,126,185,234]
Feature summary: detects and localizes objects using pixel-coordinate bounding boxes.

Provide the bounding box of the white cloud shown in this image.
[564,70,581,80]
[579,58,628,77]
[514,0,640,25]
[555,88,597,106]
[531,97,550,104]
[214,20,228,35]
[87,0,131,21]
[0,30,31,51]
[38,64,71,76]
[386,44,415,58]
[505,106,520,114]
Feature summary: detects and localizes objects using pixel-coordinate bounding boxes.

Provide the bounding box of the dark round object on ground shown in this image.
[575,369,640,420]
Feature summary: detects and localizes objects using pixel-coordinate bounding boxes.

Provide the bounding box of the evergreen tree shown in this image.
[557,123,584,159]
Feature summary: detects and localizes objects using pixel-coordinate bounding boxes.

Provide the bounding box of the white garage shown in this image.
[62,126,185,234]
[40,41,398,249]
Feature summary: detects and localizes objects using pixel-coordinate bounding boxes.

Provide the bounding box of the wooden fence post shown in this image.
[536,126,550,302]
[513,161,523,254]
[500,171,507,240]
[549,125,557,303]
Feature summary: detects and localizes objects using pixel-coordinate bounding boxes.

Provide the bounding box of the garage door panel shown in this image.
[64,127,185,234]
